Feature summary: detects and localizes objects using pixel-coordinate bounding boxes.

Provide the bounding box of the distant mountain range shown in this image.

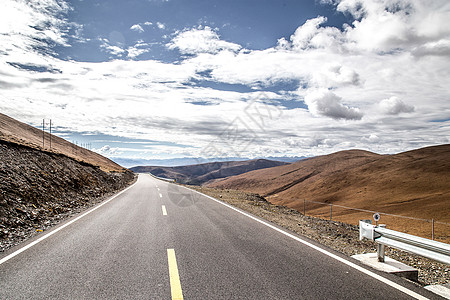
[207,144,450,239]
[130,159,289,185]
[113,156,306,168]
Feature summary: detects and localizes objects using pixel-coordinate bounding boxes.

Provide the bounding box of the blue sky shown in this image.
[59,0,350,62]
[1,0,450,167]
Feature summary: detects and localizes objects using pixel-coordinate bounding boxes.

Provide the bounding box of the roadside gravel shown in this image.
[187,185,449,286]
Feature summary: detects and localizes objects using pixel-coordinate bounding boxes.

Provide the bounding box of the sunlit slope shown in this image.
[0,113,125,172]
[208,145,450,224]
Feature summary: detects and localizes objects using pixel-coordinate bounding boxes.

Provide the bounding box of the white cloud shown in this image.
[337,0,450,53]
[0,0,449,160]
[304,89,363,120]
[156,22,166,30]
[167,26,241,54]
[0,0,70,57]
[95,145,121,156]
[379,97,415,115]
[99,38,126,57]
[312,64,360,88]
[130,24,144,33]
[127,47,149,59]
[290,16,327,50]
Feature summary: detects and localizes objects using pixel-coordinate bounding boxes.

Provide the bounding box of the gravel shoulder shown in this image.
[187,185,449,286]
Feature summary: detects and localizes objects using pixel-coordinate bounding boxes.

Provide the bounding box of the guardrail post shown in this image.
[377,225,386,262]
[377,244,385,262]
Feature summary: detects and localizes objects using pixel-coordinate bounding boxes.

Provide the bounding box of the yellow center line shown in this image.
[167,249,183,300]
[162,205,167,216]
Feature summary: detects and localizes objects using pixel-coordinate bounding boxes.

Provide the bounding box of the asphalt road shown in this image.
[0,174,441,299]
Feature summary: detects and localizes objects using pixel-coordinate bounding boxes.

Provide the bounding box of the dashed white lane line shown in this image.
[159,193,163,198]
[167,248,183,300]
[162,205,168,216]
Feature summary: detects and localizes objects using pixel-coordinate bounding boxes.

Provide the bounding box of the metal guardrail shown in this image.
[359,220,450,265]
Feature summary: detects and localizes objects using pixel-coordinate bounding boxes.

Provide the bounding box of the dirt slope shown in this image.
[208,145,450,240]
[0,113,135,251]
[0,113,125,172]
[130,159,289,185]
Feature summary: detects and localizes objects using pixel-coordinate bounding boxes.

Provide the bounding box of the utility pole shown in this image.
[42,119,44,148]
[49,119,52,150]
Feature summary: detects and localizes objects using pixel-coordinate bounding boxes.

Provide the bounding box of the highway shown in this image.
[0,174,440,299]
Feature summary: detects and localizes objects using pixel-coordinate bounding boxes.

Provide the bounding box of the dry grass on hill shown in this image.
[0,113,125,172]
[208,145,450,242]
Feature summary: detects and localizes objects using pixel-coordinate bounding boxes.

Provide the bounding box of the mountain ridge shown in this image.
[130,159,289,185]
[207,145,450,239]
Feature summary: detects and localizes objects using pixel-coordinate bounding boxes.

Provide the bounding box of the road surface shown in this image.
[0,174,440,299]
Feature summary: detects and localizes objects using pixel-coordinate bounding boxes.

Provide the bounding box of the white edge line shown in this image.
[0,180,138,266]
[181,185,429,300]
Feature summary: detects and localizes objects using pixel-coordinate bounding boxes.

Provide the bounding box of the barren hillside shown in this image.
[0,113,135,251]
[208,145,450,240]
[0,113,125,172]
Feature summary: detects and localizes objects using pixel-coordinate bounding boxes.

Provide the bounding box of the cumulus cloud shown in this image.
[312,64,360,88]
[379,97,415,115]
[167,26,241,55]
[304,89,363,120]
[412,39,450,57]
[290,16,328,50]
[337,0,450,53]
[1,0,449,159]
[130,24,144,33]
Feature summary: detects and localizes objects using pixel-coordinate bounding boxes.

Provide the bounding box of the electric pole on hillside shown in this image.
[49,119,52,150]
[41,119,53,150]
[42,119,45,149]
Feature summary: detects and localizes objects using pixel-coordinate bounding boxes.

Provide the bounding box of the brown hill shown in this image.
[130,159,289,185]
[208,145,450,241]
[0,113,125,172]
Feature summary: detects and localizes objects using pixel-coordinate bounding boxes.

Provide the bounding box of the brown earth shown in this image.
[188,186,449,286]
[0,112,126,172]
[208,145,450,242]
[0,113,135,251]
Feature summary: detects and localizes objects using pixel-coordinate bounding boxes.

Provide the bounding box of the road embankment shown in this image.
[0,140,135,251]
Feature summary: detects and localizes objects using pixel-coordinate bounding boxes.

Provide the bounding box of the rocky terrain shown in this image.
[188,185,449,286]
[130,158,288,185]
[0,140,135,251]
